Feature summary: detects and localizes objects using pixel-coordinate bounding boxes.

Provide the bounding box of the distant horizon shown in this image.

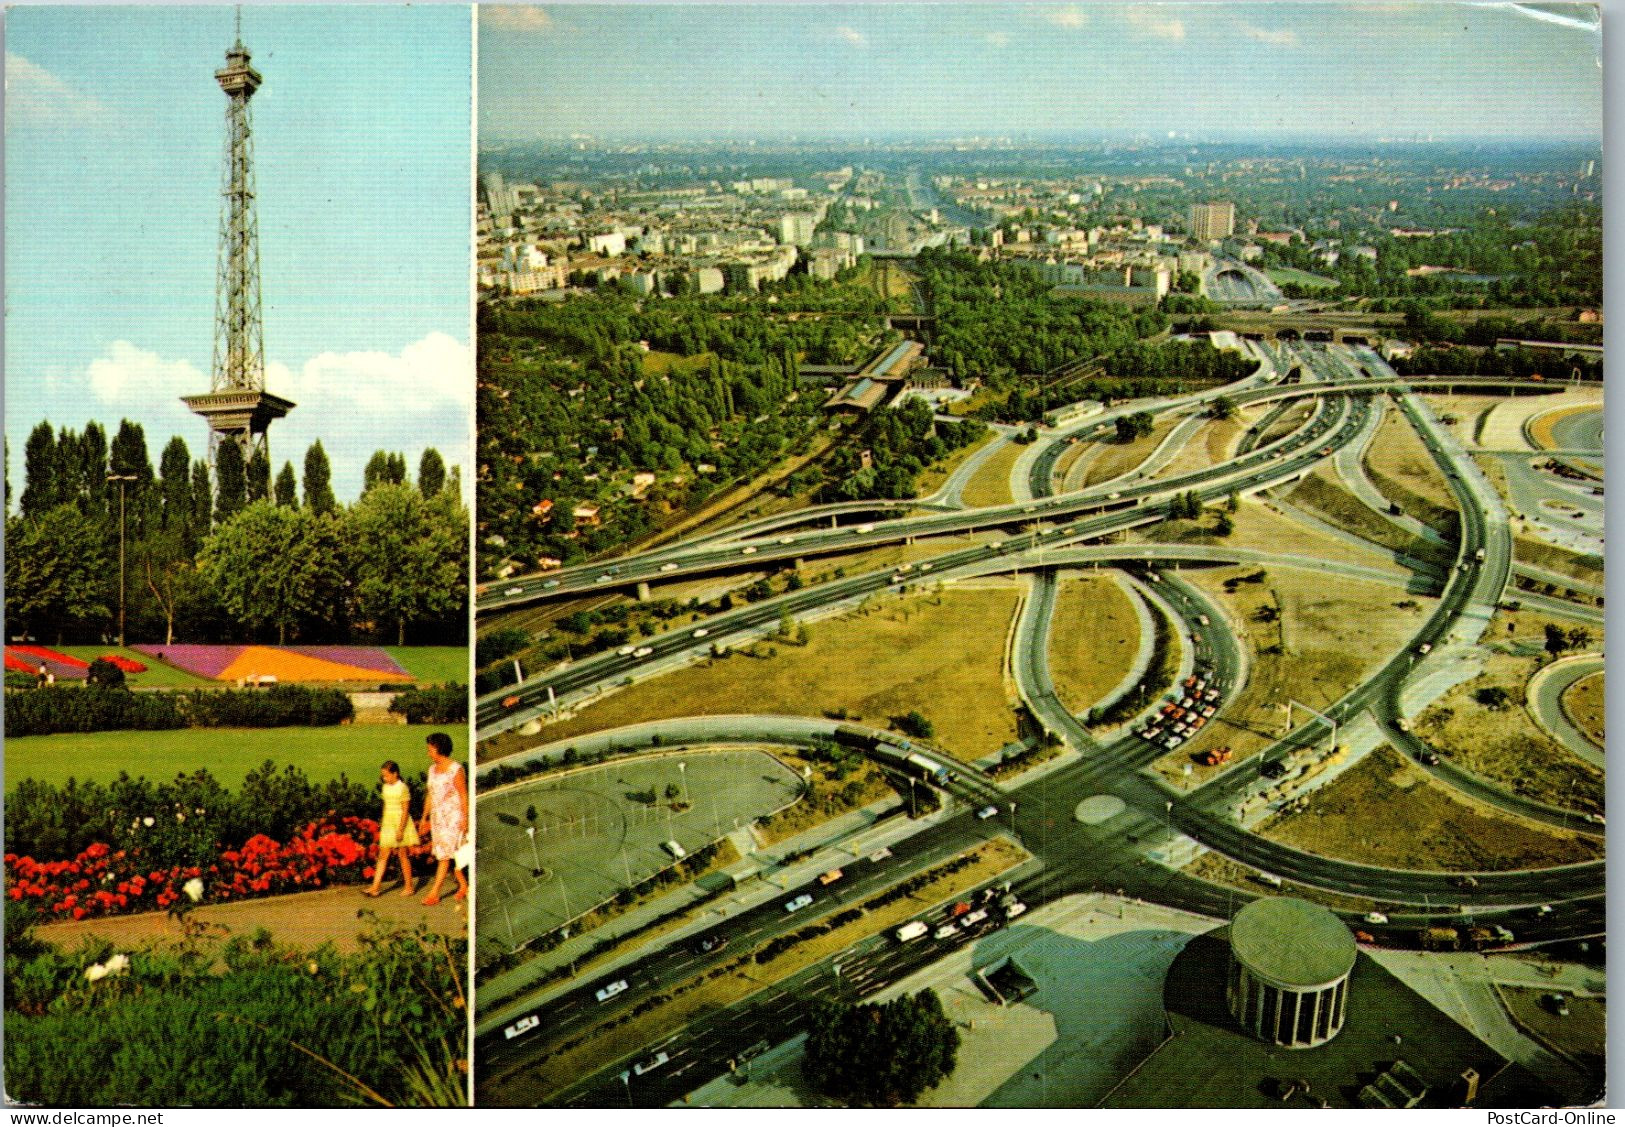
[480,3,1602,147]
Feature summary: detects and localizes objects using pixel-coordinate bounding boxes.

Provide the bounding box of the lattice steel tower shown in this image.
[183,20,294,467]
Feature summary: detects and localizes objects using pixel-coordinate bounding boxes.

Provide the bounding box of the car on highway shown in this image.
[502,695,522,709]
[741,546,757,555]
[618,645,635,656]
[784,894,814,913]
[633,1051,670,1076]
[779,536,796,544]
[594,573,614,584]
[818,868,844,885]
[895,920,929,942]
[1364,911,1389,925]
[693,934,729,955]
[868,847,892,863]
[659,562,680,572]
[633,646,653,658]
[503,1014,540,1039]
[693,628,710,638]
[976,805,1000,820]
[504,586,524,597]
[1416,642,1432,655]
[934,922,959,940]
[595,979,629,1003]
[661,840,686,860]
[854,523,874,534]
[543,578,561,589]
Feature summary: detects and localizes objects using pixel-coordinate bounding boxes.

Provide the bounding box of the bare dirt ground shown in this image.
[528,587,1024,762]
[1256,746,1601,871]
[31,883,467,955]
[1362,407,1460,532]
[961,442,1026,508]
[1153,418,1243,481]
[1416,611,1604,812]
[1048,574,1141,717]
[1149,567,1437,783]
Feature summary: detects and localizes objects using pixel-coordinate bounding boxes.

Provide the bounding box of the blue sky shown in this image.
[6,5,473,506]
[479,3,1602,143]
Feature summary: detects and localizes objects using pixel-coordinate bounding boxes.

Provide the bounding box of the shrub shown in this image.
[3,686,186,737]
[388,684,468,725]
[182,684,354,728]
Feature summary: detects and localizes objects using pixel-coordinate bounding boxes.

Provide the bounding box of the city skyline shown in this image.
[5,6,473,505]
[479,3,1602,145]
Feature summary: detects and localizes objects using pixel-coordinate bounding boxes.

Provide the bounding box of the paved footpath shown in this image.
[29,881,467,954]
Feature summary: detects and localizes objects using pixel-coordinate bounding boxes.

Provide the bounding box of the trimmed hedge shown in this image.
[5,684,353,736]
[388,683,468,724]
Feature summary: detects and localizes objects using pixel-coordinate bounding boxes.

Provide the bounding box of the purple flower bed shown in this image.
[132,645,246,679]
[288,647,410,675]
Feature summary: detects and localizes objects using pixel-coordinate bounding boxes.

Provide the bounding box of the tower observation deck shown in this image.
[183,27,294,467]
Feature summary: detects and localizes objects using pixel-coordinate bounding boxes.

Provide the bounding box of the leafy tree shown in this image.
[157,437,192,537]
[802,990,960,1106]
[894,710,935,740]
[246,446,272,503]
[342,483,467,645]
[5,505,113,643]
[1209,395,1237,421]
[1566,627,1593,652]
[197,501,345,644]
[274,462,298,507]
[1473,686,1511,710]
[19,422,61,519]
[189,458,213,536]
[214,439,247,525]
[1114,411,1156,443]
[85,657,126,689]
[418,448,447,498]
[302,440,337,515]
[1543,623,1570,658]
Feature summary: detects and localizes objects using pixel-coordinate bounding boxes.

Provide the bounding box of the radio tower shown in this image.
[183,12,294,468]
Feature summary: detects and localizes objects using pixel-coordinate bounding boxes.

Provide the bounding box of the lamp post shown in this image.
[107,473,137,647]
[678,760,687,807]
[525,824,541,877]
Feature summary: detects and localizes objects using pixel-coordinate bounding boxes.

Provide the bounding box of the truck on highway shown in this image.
[1419,926,1460,951]
[895,920,929,942]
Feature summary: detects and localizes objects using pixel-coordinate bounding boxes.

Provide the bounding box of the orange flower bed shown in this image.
[217,646,413,684]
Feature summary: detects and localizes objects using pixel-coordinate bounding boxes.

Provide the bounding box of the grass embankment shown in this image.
[53,645,466,689]
[960,442,1026,508]
[1415,611,1603,812]
[1084,421,1179,488]
[1501,985,1606,1067]
[1265,267,1338,289]
[914,431,1001,498]
[506,838,1029,1104]
[1561,672,1605,747]
[1527,404,1600,451]
[385,646,470,684]
[1149,568,1436,783]
[1251,401,1315,450]
[1152,418,1244,481]
[1048,575,1141,717]
[1512,536,1604,586]
[1257,746,1601,872]
[1361,410,1460,537]
[1284,471,1450,564]
[5,726,450,789]
[530,587,1024,762]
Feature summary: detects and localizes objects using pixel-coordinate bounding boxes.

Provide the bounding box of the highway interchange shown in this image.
[474,339,1604,1106]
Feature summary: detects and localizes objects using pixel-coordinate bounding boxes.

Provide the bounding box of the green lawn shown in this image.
[385,646,468,684]
[56,647,216,688]
[4,725,470,789]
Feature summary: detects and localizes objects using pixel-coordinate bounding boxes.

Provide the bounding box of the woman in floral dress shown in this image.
[417,732,468,906]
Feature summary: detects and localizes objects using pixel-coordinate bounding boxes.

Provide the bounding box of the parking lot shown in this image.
[476,748,803,956]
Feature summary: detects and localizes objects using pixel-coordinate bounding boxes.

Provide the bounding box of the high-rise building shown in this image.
[183,24,294,468]
[1189,201,1236,242]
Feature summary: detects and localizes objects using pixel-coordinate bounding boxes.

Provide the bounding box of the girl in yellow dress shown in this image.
[366,760,419,897]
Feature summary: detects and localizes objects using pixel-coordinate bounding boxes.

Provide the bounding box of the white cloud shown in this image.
[1241,23,1300,47]
[986,31,1012,48]
[273,332,474,419]
[836,26,868,48]
[1125,8,1186,40]
[1046,5,1090,29]
[480,7,554,33]
[87,342,205,406]
[5,52,111,131]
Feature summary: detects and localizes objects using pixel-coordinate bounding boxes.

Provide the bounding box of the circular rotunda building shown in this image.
[1226,897,1357,1049]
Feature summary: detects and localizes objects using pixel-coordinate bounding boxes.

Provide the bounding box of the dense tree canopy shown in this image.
[802,990,960,1106]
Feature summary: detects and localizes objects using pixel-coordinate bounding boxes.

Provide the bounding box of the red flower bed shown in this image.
[4,816,382,922]
[98,654,149,674]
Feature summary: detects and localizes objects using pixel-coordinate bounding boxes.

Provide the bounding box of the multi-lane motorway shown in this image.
[475,342,1602,1105]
